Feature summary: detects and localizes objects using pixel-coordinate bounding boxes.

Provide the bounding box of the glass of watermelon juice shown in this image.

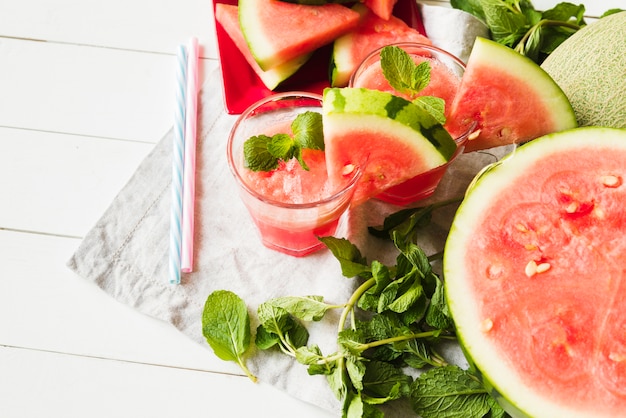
[350,43,475,205]
[227,92,362,257]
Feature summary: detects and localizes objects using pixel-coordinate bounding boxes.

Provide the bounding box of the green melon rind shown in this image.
[469,37,576,132]
[323,87,456,160]
[541,11,626,129]
[238,0,274,70]
[444,126,626,418]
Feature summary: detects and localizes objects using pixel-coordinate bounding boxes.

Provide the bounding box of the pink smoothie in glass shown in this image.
[228,93,361,257]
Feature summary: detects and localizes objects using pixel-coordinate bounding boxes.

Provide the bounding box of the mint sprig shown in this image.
[201,199,506,417]
[243,111,324,172]
[380,45,446,124]
[451,0,623,64]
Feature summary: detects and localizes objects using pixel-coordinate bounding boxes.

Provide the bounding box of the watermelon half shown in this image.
[214,3,311,90]
[444,127,626,417]
[239,0,360,71]
[322,87,456,206]
[447,37,578,153]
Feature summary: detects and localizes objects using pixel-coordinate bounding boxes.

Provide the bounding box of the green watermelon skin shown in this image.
[445,127,626,417]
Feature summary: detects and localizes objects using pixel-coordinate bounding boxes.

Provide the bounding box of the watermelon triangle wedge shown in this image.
[447,37,578,152]
[214,3,311,91]
[239,0,360,71]
[323,87,457,206]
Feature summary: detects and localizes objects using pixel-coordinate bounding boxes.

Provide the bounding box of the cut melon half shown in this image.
[444,127,626,417]
[447,37,577,152]
[215,3,311,90]
[323,87,456,206]
[239,0,360,71]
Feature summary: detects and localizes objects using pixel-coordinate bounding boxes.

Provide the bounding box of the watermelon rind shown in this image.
[323,87,456,204]
[450,37,578,152]
[444,126,626,418]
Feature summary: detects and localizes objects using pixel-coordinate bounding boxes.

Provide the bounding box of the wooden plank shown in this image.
[0,0,218,58]
[0,128,153,237]
[0,38,217,142]
[0,230,230,374]
[0,345,335,418]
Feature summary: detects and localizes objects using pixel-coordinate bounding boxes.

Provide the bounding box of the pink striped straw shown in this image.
[169,44,187,285]
[181,37,199,273]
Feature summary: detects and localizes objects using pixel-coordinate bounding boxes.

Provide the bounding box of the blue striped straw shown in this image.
[169,44,187,285]
[181,37,199,273]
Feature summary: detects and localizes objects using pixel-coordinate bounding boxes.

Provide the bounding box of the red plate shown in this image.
[212,0,426,114]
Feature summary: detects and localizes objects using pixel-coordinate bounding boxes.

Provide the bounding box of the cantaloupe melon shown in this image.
[541,11,626,129]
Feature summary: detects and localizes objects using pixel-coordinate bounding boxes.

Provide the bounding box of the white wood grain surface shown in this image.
[0,1,615,417]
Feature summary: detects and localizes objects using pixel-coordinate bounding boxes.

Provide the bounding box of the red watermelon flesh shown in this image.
[363,0,398,20]
[215,3,311,91]
[447,37,577,153]
[331,3,431,87]
[444,127,626,417]
[239,0,360,71]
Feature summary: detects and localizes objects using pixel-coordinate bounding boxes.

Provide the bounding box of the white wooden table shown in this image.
[0,1,616,417]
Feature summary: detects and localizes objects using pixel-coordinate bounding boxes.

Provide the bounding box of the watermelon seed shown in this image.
[594,207,606,220]
[514,223,528,232]
[468,129,481,141]
[480,318,493,333]
[525,260,551,277]
[525,260,537,277]
[565,201,579,214]
[536,262,551,274]
[601,175,621,188]
[486,264,504,279]
[342,164,355,176]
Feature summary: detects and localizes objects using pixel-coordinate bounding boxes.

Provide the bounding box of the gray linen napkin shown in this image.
[68,4,499,416]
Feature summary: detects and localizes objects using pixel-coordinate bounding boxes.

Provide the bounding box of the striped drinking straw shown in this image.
[169,43,187,285]
[181,37,199,274]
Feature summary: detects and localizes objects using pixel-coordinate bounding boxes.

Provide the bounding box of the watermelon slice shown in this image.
[363,0,398,20]
[444,127,626,417]
[322,87,456,206]
[239,0,360,71]
[214,3,311,90]
[331,3,431,87]
[447,37,577,153]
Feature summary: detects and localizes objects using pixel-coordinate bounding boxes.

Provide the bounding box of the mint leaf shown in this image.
[266,295,337,322]
[410,365,499,418]
[362,360,411,402]
[292,111,324,151]
[202,290,257,382]
[480,0,528,44]
[318,236,371,278]
[380,46,431,97]
[243,135,279,172]
[413,96,446,124]
[243,111,323,172]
